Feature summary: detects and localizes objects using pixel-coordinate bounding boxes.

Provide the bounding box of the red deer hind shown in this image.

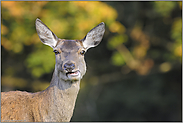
[1,18,105,122]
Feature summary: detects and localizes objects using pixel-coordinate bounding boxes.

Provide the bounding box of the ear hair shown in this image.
[35,18,58,48]
[82,22,105,50]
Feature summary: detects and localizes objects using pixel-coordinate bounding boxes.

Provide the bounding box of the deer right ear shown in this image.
[35,18,58,48]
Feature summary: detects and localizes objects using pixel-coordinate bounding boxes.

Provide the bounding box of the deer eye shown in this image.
[53,50,60,55]
[80,50,85,55]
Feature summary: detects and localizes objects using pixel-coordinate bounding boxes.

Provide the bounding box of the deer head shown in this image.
[35,18,105,82]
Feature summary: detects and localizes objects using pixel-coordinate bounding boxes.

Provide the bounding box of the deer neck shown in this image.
[38,70,80,122]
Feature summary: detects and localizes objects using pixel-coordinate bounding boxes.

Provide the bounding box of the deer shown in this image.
[1,18,105,122]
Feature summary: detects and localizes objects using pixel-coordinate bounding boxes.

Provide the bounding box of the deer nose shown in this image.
[63,61,75,72]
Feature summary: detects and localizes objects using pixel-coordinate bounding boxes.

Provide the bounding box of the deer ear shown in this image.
[35,18,58,48]
[82,22,105,50]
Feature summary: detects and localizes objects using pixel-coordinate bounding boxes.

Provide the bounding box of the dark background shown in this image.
[1,1,182,121]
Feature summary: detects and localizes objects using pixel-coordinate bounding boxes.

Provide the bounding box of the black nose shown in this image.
[63,62,75,72]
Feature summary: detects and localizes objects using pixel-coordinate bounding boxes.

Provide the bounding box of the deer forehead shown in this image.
[55,40,83,52]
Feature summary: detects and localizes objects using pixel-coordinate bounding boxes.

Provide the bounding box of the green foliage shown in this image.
[111,51,125,66]
[107,34,128,50]
[25,46,55,78]
[153,1,177,17]
[171,18,182,58]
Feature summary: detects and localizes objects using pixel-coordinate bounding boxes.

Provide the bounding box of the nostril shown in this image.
[64,62,75,71]
[71,63,75,68]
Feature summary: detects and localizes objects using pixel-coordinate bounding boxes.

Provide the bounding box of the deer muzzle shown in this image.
[63,61,81,81]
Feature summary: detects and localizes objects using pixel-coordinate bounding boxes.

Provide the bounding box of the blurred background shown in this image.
[1,1,182,121]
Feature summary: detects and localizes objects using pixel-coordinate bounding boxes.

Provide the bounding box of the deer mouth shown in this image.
[66,70,80,78]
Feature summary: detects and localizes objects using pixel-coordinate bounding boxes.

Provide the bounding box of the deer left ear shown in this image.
[82,22,105,50]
